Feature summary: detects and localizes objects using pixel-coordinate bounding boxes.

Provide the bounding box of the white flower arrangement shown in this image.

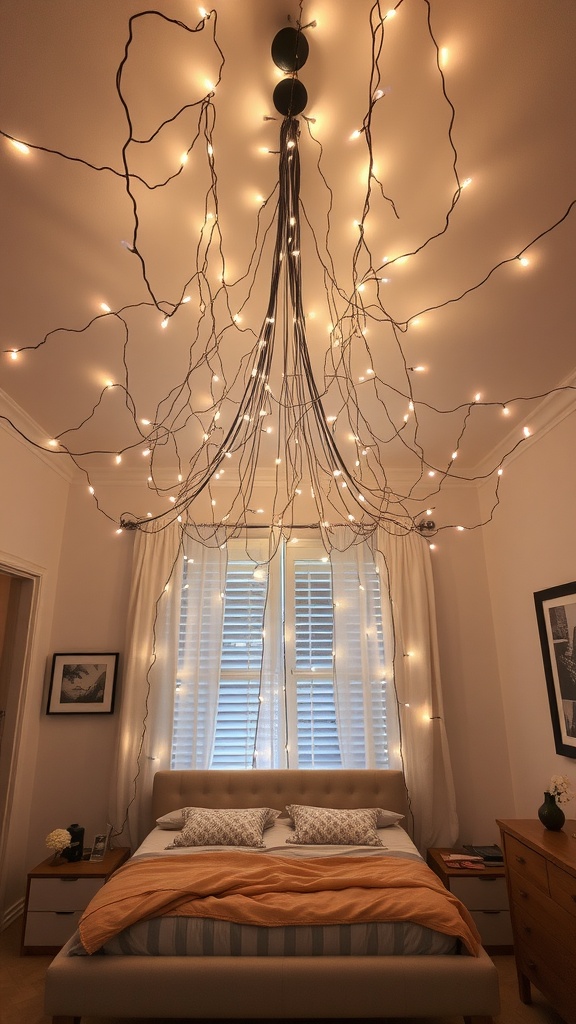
[549,774,574,806]
[45,828,72,853]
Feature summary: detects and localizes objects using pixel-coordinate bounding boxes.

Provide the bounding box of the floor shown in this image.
[0,918,567,1024]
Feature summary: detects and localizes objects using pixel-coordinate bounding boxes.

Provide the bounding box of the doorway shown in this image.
[0,567,37,925]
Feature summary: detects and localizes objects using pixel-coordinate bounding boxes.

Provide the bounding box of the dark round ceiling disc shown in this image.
[271,27,309,72]
[273,78,308,116]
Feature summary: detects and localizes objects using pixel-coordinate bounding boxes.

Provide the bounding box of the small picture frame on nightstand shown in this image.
[89,834,108,861]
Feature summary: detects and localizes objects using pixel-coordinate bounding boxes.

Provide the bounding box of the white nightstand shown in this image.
[427,847,513,953]
[21,846,130,954]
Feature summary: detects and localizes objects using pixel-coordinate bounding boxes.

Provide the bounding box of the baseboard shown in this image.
[1,897,24,931]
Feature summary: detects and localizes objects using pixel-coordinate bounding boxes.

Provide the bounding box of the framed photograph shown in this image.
[47,653,118,714]
[534,582,576,758]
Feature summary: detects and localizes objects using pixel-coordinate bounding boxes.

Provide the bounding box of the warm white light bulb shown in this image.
[10,139,30,155]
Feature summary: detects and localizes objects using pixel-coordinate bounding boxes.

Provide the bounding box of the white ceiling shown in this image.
[1,0,575,528]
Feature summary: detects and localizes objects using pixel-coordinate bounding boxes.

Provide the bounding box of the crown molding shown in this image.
[0,388,75,484]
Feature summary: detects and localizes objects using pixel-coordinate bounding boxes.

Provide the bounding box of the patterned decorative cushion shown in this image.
[285,804,404,830]
[157,806,280,832]
[285,805,384,846]
[166,807,272,848]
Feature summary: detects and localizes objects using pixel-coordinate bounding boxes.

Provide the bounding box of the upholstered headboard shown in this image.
[151,769,409,828]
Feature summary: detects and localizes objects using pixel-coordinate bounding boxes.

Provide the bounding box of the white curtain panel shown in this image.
[109,524,226,847]
[177,532,228,769]
[109,521,183,848]
[374,526,459,852]
[330,526,401,771]
[252,530,287,769]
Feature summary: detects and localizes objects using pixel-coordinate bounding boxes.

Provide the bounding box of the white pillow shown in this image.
[285,805,384,847]
[156,806,280,831]
[166,807,272,848]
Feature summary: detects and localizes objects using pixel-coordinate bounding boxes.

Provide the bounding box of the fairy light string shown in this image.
[0,1,574,547]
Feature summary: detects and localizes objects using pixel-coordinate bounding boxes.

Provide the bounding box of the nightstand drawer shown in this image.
[23,910,82,947]
[450,876,508,910]
[503,835,548,894]
[469,909,513,947]
[27,877,103,912]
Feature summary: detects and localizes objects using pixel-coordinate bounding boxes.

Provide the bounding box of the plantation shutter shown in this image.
[286,549,341,767]
[211,557,268,767]
[171,534,392,770]
[331,537,390,768]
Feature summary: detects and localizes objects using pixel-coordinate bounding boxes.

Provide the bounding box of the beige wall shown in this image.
[0,421,69,920]
[1,404,575,921]
[479,408,576,817]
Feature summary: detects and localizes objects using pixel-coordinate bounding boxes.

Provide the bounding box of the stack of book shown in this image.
[440,852,486,869]
[462,843,504,866]
[440,844,504,870]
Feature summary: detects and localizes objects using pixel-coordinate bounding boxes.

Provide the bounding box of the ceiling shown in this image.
[1,0,575,530]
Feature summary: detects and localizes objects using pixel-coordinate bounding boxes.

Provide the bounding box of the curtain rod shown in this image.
[189,522,324,530]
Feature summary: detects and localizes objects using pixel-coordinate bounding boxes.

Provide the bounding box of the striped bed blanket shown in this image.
[77,851,481,957]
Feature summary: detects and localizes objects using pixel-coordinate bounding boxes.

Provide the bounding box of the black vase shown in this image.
[537,792,565,831]
[62,823,85,861]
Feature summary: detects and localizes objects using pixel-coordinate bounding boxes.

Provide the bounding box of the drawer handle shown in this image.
[59,877,80,883]
[515,855,526,865]
[55,911,75,916]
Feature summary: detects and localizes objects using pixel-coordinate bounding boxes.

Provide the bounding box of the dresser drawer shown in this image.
[450,876,508,911]
[27,876,103,912]
[548,862,576,920]
[511,879,576,946]
[23,910,82,947]
[514,903,576,1020]
[503,835,548,894]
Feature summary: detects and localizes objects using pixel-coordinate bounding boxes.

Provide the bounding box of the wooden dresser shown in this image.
[497,818,576,1024]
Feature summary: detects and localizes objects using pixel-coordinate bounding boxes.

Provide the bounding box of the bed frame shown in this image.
[45,769,499,1024]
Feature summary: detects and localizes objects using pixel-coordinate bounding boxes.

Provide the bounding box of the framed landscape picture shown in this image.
[534,582,576,758]
[47,653,118,714]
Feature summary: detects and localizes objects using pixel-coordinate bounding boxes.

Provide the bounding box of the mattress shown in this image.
[74,820,458,957]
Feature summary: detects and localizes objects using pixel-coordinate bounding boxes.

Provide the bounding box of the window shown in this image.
[172,536,394,770]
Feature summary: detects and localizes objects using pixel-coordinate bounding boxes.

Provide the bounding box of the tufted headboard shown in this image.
[151,769,409,828]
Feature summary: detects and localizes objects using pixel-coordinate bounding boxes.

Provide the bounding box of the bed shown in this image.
[45,769,500,1024]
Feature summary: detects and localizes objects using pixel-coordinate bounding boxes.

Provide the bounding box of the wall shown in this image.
[25,479,134,870]
[479,406,576,817]
[426,482,515,844]
[0,419,69,920]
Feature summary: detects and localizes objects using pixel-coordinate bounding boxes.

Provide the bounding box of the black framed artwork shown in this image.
[534,582,576,758]
[46,653,118,714]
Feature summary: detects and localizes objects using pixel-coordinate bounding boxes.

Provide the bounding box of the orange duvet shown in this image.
[79,852,481,956]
